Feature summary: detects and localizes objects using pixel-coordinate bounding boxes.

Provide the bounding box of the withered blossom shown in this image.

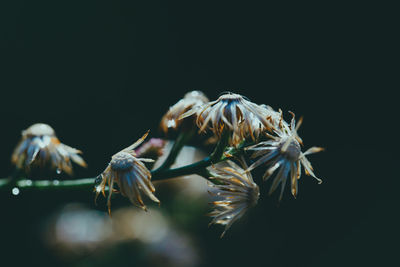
[160,90,209,134]
[246,113,323,200]
[260,105,291,133]
[11,123,86,175]
[182,92,274,145]
[96,131,159,213]
[208,159,259,237]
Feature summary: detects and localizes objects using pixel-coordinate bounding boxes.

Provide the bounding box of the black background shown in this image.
[0,1,398,266]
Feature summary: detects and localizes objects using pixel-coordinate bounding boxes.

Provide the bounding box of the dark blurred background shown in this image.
[0,1,398,266]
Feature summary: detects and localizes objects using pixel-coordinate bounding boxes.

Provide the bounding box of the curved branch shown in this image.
[0,157,214,191]
[0,134,249,192]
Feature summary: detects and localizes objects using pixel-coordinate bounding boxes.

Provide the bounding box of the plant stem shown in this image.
[152,156,212,180]
[0,156,215,191]
[153,129,194,172]
[0,131,245,192]
[17,178,98,190]
[0,178,12,187]
[210,129,230,163]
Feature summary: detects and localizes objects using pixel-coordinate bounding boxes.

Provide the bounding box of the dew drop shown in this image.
[25,179,32,186]
[12,187,20,196]
[56,169,62,174]
[53,180,60,185]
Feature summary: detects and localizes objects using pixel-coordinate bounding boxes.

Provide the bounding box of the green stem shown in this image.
[210,129,230,163]
[152,156,212,180]
[153,130,194,171]
[0,178,12,187]
[0,157,215,191]
[0,131,244,192]
[17,178,98,190]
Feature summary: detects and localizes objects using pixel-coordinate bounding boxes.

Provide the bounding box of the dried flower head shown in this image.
[208,159,260,237]
[183,92,274,145]
[260,105,291,133]
[246,105,296,141]
[246,113,323,200]
[11,123,87,175]
[96,131,160,213]
[160,91,209,133]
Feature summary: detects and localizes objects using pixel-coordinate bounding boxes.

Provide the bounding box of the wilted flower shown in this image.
[208,159,260,237]
[11,123,87,175]
[183,92,274,145]
[160,91,209,134]
[246,113,323,200]
[96,131,160,213]
[248,105,296,141]
[260,105,291,133]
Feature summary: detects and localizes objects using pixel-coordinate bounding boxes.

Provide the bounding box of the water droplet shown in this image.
[25,180,32,186]
[12,187,20,196]
[56,169,62,174]
[53,180,60,185]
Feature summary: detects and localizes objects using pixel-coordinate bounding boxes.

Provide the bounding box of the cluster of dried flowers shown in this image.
[9,91,323,237]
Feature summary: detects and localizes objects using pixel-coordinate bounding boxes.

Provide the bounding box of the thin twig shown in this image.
[0,134,249,192]
[153,129,195,172]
